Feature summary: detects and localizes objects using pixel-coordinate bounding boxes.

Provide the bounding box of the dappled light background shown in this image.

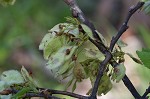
[0,0,150,99]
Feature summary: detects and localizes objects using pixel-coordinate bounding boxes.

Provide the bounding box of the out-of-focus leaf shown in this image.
[138,26,150,48]
[0,48,9,64]
[142,0,150,14]
[0,94,11,99]
[0,0,16,6]
[142,48,150,52]
[126,53,143,65]
[0,70,24,86]
[136,49,150,69]
[0,81,6,91]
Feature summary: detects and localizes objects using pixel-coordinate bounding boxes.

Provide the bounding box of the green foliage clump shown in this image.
[0,0,16,6]
[39,18,127,95]
[0,66,38,98]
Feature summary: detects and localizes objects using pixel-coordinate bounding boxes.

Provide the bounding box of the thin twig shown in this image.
[109,2,145,51]
[38,88,88,99]
[142,85,150,98]
[0,88,60,99]
[63,0,108,54]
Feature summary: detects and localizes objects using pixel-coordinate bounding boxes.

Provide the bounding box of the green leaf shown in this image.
[111,63,126,83]
[142,0,150,14]
[43,36,64,59]
[46,46,77,70]
[0,70,24,86]
[21,66,38,90]
[49,23,79,36]
[12,87,31,99]
[0,81,6,91]
[81,24,93,39]
[0,0,16,6]
[126,53,143,65]
[97,73,112,95]
[39,33,54,50]
[0,94,11,99]
[88,73,112,96]
[95,30,107,46]
[142,48,150,52]
[56,61,74,77]
[136,49,150,69]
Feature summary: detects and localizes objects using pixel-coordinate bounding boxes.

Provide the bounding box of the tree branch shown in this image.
[0,88,88,99]
[0,88,61,99]
[142,85,150,98]
[63,0,145,99]
[109,2,144,51]
[63,0,108,54]
[38,88,88,99]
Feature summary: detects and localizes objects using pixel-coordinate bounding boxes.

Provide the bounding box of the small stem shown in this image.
[109,2,144,51]
[38,88,88,99]
[142,86,150,98]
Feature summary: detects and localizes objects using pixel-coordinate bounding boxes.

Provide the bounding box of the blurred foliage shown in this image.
[0,0,71,90]
[0,0,70,69]
[137,26,150,78]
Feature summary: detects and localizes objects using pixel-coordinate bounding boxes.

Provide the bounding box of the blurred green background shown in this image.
[0,0,150,99]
